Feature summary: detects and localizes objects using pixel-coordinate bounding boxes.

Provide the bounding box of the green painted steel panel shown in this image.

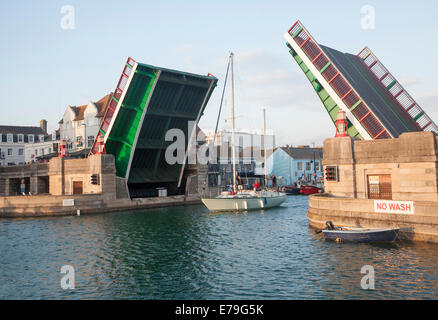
[414,111,424,121]
[386,80,397,91]
[117,64,217,185]
[104,60,218,184]
[350,100,362,111]
[292,26,303,38]
[319,61,331,73]
[105,66,158,178]
[290,49,362,139]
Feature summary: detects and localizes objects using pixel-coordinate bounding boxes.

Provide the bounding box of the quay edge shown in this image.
[308,194,438,243]
[0,194,202,218]
[312,131,438,244]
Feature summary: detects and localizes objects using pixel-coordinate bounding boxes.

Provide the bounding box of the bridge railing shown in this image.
[357,47,438,134]
[287,21,392,139]
[90,57,136,155]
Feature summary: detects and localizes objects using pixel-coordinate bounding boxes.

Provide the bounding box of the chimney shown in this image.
[40,119,48,134]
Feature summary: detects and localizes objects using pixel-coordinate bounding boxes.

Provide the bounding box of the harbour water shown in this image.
[1,196,438,300]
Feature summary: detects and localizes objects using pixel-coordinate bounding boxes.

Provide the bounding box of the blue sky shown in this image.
[1,0,437,146]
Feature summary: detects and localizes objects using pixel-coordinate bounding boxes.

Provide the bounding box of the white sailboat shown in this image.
[201,52,287,212]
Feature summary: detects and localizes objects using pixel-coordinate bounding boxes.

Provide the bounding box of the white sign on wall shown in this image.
[374,200,414,214]
[62,199,75,207]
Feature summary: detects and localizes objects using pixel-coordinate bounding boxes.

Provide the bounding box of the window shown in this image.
[41,148,44,156]
[7,134,13,143]
[7,148,13,156]
[297,162,303,171]
[87,136,95,148]
[76,136,83,147]
[315,161,320,171]
[18,149,24,156]
[325,166,338,181]
[18,134,24,143]
[306,162,311,171]
[28,135,34,143]
[39,135,44,142]
[367,175,392,200]
[35,149,38,156]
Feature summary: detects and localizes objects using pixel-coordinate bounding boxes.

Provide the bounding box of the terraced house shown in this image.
[0,121,48,166]
[267,146,323,186]
[58,93,112,151]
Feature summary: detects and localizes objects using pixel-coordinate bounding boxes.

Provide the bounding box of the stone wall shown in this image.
[115,177,130,199]
[48,154,116,200]
[323,132,438,201]
[0,193,200,218]
[0,163,49,196]
[308,194,438,243]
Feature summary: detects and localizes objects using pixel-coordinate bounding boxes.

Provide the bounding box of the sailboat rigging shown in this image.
[201,52,287,212]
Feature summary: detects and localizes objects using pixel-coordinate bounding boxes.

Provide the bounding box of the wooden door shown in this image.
[367,175,392,200]
[73,181,83,195]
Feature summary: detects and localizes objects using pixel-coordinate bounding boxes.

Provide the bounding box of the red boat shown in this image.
[300,185,322,195]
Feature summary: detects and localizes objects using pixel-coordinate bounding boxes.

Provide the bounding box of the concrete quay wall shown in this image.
[0,194,201,218]
[308,194,438,243]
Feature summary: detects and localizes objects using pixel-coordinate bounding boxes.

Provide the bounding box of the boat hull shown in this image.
[201,194,287,212]
[283,186,301,195]
[300,185,321,195]
[322,228,399,243]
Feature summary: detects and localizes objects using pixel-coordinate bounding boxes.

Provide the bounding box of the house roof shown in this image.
[95,93,112,117]
[72,105,88,121]
[0,125,46,136]
[280,147,323,160]
[59,93,113,123]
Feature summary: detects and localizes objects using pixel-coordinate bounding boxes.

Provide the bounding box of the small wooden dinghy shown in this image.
[321,221,399,243]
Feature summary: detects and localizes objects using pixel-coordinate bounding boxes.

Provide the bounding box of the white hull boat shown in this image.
[202,191,287,212]
[201,53,286,212]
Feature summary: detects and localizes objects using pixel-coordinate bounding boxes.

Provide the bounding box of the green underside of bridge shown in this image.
[105,62,217,184]
[287,45,363,140]
[105,66,158,179]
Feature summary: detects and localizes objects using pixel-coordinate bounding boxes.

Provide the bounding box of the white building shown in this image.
[0,121,48,166]
[59,93,112,151]
[205,129,276,151]
[24,132,59,163]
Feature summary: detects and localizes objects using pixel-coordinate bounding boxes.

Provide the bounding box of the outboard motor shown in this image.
[326,221,335,230]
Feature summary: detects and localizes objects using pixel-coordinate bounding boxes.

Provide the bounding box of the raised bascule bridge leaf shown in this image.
[90,57,217,197]
[284,20,438,140]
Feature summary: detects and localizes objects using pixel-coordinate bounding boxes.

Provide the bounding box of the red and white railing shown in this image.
[357,47,438,133]
[287,21,391,139]
[90,57,136,155]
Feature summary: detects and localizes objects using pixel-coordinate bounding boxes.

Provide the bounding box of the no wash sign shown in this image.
[374,200,414,214]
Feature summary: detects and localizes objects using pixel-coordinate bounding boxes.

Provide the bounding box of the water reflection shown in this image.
[1,196,438,299]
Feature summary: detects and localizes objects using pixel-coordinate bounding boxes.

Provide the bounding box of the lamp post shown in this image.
[335,110,349,138]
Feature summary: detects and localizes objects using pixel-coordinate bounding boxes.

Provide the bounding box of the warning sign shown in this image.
[374,200,414,214]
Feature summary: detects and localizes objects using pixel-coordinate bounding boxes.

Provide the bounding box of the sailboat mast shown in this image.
[263,108,268,187]
[230,52,237,192]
